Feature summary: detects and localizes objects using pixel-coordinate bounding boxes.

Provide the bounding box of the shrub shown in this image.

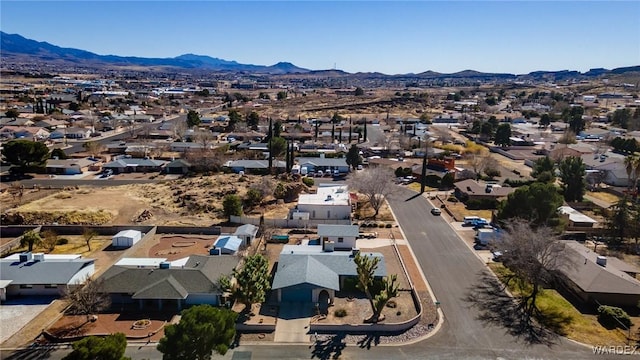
[386,300,397,308]
[466,198,498,210]
[378,223,385,228]
[334,308,348,317]
[302,177,314,187]
[447,197,459,203]
[485,168,501,178]
[385,224,392,228]
[56,238,69,245]
[597,305,631,329]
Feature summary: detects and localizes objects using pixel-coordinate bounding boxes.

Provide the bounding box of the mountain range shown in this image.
[1,31,639,79]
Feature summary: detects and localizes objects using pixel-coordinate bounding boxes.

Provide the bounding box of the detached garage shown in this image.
[112,230,142,248]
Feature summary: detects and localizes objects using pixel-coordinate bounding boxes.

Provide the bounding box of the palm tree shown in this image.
[624,155,640,195]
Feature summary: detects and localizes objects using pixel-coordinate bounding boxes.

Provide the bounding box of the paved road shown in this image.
[17,179,159,187]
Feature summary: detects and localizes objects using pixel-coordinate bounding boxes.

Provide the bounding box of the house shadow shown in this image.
[463,270,562,346]
[311,333,346,360]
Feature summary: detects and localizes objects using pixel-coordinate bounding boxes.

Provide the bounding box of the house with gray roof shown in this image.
[295,157,349,175]
[46,157,100,175]
[317,224,359,250]
[557,241,640,307]
[98,255,239,310]
[102,158,167,174]
[272,243,385,304]
[225,160,286,174]
[0,253,95,301]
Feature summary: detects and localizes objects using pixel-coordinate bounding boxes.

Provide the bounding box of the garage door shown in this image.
[281,288,312,302]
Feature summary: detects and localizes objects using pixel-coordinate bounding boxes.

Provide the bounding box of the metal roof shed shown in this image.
[112,230,142,248]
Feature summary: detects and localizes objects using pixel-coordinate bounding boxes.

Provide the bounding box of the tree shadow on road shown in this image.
[356,333,381,349]
[404,192,422,202]
[310,333,346,360]
[2,343,58,360]
[464,270,561,346]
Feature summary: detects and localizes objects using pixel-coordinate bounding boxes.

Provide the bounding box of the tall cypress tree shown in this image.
[338,128,342,143]
[348,126,352,143]
[268,118,273,173]
[285,141,290,172]
[420,152,428,194]
[315,121,319,141]
[363,119,368,143]
[331,123,335,142]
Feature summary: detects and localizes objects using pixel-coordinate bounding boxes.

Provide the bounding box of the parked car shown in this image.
[431,208,442,216]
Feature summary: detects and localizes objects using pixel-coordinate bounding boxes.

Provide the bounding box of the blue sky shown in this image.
[1,1,639,75]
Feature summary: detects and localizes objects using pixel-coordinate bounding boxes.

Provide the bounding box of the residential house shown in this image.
[581,152,629,187]
[557,206,598,229]
[224,160,286,174]
[102,158,167,174]
[99,255,239,310]
[50,127,92,140]
[295,156,349,175]
[46,157,100,175]
[453,179,516,202]
[317,224,359,250]
[296,185,352,221]
[0,126,50,141]
[548,143,596,161]
[34,118,68,130]
[271,244,385,303]
[0,253,95,301]
[165,159,192,175]
[557,241,640,307]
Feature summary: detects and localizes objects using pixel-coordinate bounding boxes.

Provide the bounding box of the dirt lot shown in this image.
[147,235,217,261]
[2,174,308,226]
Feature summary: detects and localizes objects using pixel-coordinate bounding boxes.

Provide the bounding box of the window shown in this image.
[45,284,58,289]
[338,237,344,243]
[20,285,33,289]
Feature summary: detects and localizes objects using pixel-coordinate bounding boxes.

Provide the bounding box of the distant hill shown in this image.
[0,32,310,74]
[1,31,638,80]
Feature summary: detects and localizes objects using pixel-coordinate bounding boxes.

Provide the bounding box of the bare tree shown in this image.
[41,230,59,253]
[467,152,492,178]
[83,141,105,158]
[82,228,98,251]
[64,276,111,321]
[492,219,568,325]
[173,120,188,142]
[348,166,395,219]
[194,129,215,149]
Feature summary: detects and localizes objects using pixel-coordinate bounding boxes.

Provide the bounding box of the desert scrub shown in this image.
[334,308,348,317]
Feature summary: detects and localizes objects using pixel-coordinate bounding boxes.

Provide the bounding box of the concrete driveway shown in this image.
[274,302,311,343]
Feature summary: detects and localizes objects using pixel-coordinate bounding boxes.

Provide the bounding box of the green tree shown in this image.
[277,91,287,100]
[273,120,282,138]
[227,109,241,132]
[157,305,238,359]
[20,230,42,252]
[558,156,586,202]
[346,144,362,170]
[566,106,585,134]
[470,120,482,134]
[246,111,260,130]
[355,87,364,96]
[222,194,243,219]
[1,140,50,173]
[186,110,201,128]
[539,113,552,127]
[606,197,632,249]
[244,188,262,209]
[51,148,69,160]
[494,123,512,147]
[611,108,633,129]
[531,156,556,183]
[497,182,563,226]
[219,254,270,312]
[63,333,129,360]
[5,108,20,119]
[268,136,287,158]
[353,252,399,323]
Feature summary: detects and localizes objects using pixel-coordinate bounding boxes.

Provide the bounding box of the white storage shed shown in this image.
[112,230,142,248]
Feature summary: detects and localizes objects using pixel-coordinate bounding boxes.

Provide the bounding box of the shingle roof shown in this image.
[561,241,640,295]
[0,258,94,285]
[272,250,386,291]
[227,160,286,169]
[317,225,359,238]
[99,255,239,300]
[272,256,339,290]
[103,158,166,168]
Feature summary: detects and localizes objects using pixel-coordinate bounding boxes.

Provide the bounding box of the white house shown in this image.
[0,253,95,300]
[317,224,359,250]
[111,230,142,248]
[296,185,352,221]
